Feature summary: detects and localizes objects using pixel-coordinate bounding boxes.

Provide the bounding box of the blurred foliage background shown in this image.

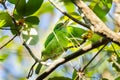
[0,0,120,80]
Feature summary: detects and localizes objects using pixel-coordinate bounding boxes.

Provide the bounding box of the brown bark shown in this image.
[114,0,120,31]
[73,0,120,45]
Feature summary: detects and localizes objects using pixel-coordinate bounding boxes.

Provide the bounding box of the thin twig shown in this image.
[81,43,108,72]
[1,0,20,35]
[23,42,40,62]
[1,0,41,78]
[2,2,7,10]
[111,43,119,57]
[0,0,7,10]
[1,0,40,64]
[11,16,21,35]
[74,43,108,80]
[0,34,17,49]
[48,0,90,29]
[5,0,40,62]
[27,61,37,79]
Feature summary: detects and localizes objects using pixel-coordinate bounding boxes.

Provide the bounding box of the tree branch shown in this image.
[81,43,108,72]
[0,34,17,49]
[49,0,120,46]
[48,0,90,29]
[27,61,37,79]
[36,38,109,80]
[2,0,40,62]
[23,42,40,62]
[72,0,120,45]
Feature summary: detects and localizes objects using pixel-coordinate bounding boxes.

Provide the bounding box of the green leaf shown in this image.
[0,20,6,27]
[35,63,42,74]
[63,0,75,13]
[112,57,120,72]
[15,0,43,16]
[55,0,75,12]
[112,63,120,72]
[25,16,39,25]
[0,35,9,42]
[72,69,77,79]
[22,28,39,45]
[115,76,120,80]
[24,0,43,16]
[48,77,72,80]
[10,25,21,34]
[117,57,120,64]
[13,10,23,20]
[0,54,9,62]
[0,11,13,27]
[7,0,18,4]
[33,2,54,16]
[65,3,75,13]
[93,4,107,19]
[89,0,112,19]
[15,0,26,16]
